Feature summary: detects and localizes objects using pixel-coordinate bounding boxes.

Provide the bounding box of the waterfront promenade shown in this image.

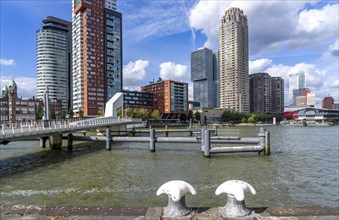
[1,205,338,219]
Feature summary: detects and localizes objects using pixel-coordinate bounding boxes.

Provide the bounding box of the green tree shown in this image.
[117,108,122,117]
[247,114,257,124]
[49,106,56,120]
[187,111,193,120]
[79,109,84,118]
[241,117,247,123]
[69,109,74,118]
[194,111,201,121]
[97,109,105,117]
[150,109,161,120]
[36,103,43,120]
[138,108,149,121]
[125,107,133,117]
[61,110,66,119]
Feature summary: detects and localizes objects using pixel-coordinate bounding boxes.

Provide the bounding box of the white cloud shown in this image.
[0,58,16,66]
[189,1,338,54]
[159,62,188,81]
[322,40,339,59]
[123,60,150,88]
[249,59,272,74]
[1,76,36,99]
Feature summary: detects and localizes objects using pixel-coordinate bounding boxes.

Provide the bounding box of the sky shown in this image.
[0,0,338,108]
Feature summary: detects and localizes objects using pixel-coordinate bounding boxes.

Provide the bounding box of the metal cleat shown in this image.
[156,180,197,217]
[215,180,256,217]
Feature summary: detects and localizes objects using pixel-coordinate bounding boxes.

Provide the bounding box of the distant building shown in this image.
[271,77,284,113]
[123,90,154,111]
[219,7,249,112]
[191,47,219,108]
[72,0,122,116]
[249,73,271,113]
[249,73,284,114]
[295,88,315,107]
[141,79,188,116]
[1,80,42,123]
[289,71,306,106]
[36,16,72,113]
[322,96,334,109]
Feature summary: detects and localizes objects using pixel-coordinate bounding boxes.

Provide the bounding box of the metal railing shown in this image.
[0,117,140,140]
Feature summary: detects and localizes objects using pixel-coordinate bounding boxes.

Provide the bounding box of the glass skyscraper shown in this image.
[36,16,72,112]
[72,0,122,116]
[219,7,249,112]
[191,47,219,108]
[289,71,306,106]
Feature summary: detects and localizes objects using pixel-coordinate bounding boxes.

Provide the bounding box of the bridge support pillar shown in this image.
[40,137,47,148]
[68,133,73,151]
[49,133,62,150]
[106,127,112,150]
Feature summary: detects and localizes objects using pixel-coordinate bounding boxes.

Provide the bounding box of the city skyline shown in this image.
[1,0,338,108]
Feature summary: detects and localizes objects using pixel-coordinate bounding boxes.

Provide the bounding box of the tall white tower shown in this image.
[219,7,249,112]
[289,71,306,106]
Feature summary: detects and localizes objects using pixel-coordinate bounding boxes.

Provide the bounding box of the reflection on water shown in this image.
[0,126,338,207]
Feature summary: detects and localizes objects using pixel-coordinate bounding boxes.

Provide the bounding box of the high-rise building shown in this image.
[219,7,249,112]
[271,77,284,113]
[249,73,271,113]
[72,0,122,116]
[322,96,334,109]
[36,16,72,112]
[289,71,305,106]
[191,47,219,108]
[249,73,284,114]
[141,79,188,115]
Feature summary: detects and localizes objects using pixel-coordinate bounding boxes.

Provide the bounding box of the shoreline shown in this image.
[1,205,338,219]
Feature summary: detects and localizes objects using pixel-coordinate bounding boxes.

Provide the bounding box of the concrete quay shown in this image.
[1,205,338,220]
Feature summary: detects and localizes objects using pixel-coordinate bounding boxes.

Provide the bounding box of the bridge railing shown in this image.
[1,117,140,139]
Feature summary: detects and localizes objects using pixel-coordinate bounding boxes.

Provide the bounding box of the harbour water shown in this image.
[0,125,338,208]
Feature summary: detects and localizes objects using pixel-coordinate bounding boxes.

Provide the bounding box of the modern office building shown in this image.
[219,7,249,112]
[289,71,306,106]
[36,16,72,112]
[271,77,284,113]
[191,47,219,108]
[123,90,154,111]
[295,88,315,107]
[249,73,271,113]
[141,79,188,115]
[72,0,122,117]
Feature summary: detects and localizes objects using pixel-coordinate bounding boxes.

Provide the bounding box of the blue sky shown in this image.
[1,0,338,107]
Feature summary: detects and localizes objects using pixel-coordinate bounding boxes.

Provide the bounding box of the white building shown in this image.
[219,7,249,113]
[36,16,72,112]
[289,71,306,106]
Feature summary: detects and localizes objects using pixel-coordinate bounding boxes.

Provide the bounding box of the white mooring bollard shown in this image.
[215,180,256,217]
[156,180,197,217]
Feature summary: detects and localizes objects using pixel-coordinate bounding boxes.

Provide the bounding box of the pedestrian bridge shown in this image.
[0,117,141,142]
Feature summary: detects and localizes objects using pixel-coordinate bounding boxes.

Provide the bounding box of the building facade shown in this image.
[322,96,334,109]
[249,73,284,114]
[141,79,188,115]
[219,7,249,112]
[191,47,219,108]
[289,71,306,106]
[1,80,42,123]
[249,73,271,113]
[72,0,122,117]
[271,77,284,113]
[36,16,72,113]
[123,90,154,111]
